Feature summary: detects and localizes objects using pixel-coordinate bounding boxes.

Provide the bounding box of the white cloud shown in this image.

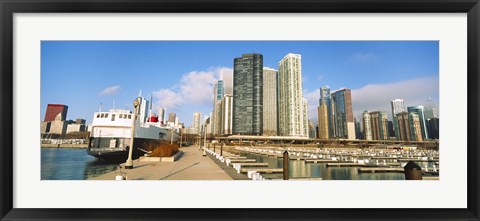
[152,67,233,112]
[180,70,218,104]
[99,85,121,96]
[351,76,439,120]
[152,89,182,110]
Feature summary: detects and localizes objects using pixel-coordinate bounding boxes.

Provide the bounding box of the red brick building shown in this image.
[44,104,68,122]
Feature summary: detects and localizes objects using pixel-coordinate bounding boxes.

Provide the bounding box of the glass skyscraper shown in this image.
[331,89,355,139]
[407,105,429,140]
[317,86,333,139]
[391,99,406,139]
[232,53,263,135]
[212,80,224,135]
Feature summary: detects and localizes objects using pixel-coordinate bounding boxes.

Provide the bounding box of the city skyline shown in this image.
[41,41,439,127]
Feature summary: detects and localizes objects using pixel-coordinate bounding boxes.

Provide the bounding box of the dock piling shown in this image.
[283,150,289,180]
[404,161,422,180]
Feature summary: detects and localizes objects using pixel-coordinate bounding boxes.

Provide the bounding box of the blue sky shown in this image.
[41,41,439,126]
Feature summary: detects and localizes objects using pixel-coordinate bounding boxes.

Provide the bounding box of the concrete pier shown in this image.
[89,145,233,180]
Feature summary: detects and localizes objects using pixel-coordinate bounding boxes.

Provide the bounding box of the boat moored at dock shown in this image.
[87,96,179,162]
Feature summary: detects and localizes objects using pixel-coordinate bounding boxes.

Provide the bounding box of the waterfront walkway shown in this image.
[89,145,233,180]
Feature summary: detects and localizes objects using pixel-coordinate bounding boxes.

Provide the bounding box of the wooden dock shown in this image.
[233,163,269,167]
[223,156,247,159]
[305,159,338,163]
[397,158,438,162]
[240,168,284,173]
[371,156,398,159]
[358,167,404,173]
[326,163,366,167]
[422,176,439,180]
[228,159,256,163]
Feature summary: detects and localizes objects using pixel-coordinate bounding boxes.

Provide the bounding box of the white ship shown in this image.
[87,96,179,161]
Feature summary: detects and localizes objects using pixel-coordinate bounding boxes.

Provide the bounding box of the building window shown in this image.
[111,114,116,121]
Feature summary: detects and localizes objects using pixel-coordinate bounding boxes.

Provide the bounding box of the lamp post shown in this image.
[202,124,207,156]
[180,128,183,148]
[125,97,140,169]
[203,124,207,148]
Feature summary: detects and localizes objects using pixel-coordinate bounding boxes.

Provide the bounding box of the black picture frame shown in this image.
[1,0,479,220]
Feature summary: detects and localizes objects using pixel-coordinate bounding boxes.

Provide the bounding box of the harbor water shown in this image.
[41,148,119,180]
[42,147,436,180]
[239,152,436,180]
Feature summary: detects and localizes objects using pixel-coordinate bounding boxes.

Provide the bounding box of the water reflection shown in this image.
[240,152,411,180]
[41,148,119,180]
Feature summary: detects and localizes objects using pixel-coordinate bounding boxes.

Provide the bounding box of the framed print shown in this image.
[1,0,479,220]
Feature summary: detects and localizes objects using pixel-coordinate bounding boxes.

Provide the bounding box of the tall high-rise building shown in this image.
[355,118,363,140]
[138,97,149,123]
[168,112,176,123]
[212,80,225,135]
[428,117,439,139]
[214,80,224,103]
[193,112,202,135]
[391,99,406,139]
[158,108,165,123]
[407,106,429,140]
[424,106,438,119]
[221,94,233,135]
[362,111,372,140]
[44,104,68,122]
[396,112,411,141]
[213,101,222,135]
[397,112,423,141]
[317,86,333,139]
[303,98,309,137]
[331,89,355,139]
[369,111,388,140]
[262,67,278,136]
[278,53,307,137]
[232,53,263,135]
[206,113,213,135]
[308,120,316,138]
[408,112,423,141]
[387,121,394,138]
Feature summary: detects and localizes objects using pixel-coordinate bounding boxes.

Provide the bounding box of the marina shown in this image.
[42,142,439,181]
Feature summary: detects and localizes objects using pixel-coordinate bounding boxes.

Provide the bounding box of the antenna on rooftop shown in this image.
[99,102,102,112]
[139,89,142,98]
[113,100,116,110]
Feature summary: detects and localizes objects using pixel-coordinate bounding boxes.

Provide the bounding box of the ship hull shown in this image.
[86,148,145,162]
[87,137,170,162]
